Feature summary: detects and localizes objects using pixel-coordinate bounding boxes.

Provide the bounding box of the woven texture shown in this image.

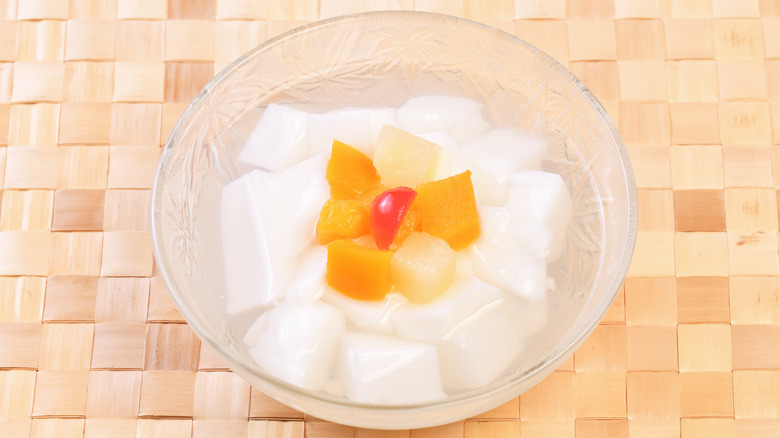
[0,0,779,437]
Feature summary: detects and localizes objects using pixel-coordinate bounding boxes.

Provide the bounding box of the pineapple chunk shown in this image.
[373,125,441,188]
[391,232,456,304]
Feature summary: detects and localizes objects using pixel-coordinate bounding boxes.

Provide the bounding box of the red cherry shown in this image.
[370,187,417,250]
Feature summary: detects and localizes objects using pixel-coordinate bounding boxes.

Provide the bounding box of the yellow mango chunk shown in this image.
[326,239,393,301]
[326,140,381,200]
[373,125,441,188]
[316,199,370,244]
[414,171,480,250]
[391,232,456,304]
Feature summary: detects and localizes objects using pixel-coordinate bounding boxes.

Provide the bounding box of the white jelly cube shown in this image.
[308,109,373,156]
[471,206,548,302]
[396,95,489,144]
[418,131,468,180]
[391,276,504,343]
[321,288,406,334]
[285,245,327,306]
[221,171,294,314]
[337,332,446,404]
[506,170,572,260]
[257,155,330,259]
[245,301,345,391]
[238,104,310,171]
[461,129,546,205]
[438,304,524,391]
[449,116,491,145]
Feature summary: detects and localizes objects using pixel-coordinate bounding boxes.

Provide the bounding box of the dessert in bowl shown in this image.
[151,11,637,429]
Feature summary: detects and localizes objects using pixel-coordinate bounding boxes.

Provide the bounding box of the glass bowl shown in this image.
[151,11,637,429]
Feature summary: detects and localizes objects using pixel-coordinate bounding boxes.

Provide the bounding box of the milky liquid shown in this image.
[220,95,580,404]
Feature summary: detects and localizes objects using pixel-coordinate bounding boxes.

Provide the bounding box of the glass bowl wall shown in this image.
[151,11,637,429]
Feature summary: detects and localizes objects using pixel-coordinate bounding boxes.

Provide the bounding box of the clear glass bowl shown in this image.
[151,11,637,429]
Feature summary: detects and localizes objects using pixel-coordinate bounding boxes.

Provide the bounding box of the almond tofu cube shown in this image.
[507,170,572,260]
[337,332,446,404]
[220,156,330,314]
[245,301,345,391]
[470,206,548,302]
[391,276,504,343]
[308,109,374,156]
[438,303,524,391]
[396,95,490,144]
[373,125,441,188]
[461,128,546,205]
[391,232,457,304]
[221,170,294,314]
[321,287,406,334]
[239,104,310,172]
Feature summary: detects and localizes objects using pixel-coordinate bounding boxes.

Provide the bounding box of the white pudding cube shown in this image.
[321,288,406,334]
[461,129,546,205]
[337,332,446,404]
[506,170,572,260]
[285,245,327,306]
[221,171,294,314]
[449,117,491,145]
[239,104,310,171]
[396,95,490,144]
[391,276,504,343]
[257,155,330,259]
[245,301,345,391]
[470,206,548,302]
[438,304,524,391]
[418,131,468,180]
[308,109,374,156]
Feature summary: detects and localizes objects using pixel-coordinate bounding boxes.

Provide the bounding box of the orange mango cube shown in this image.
[326,239,393,301]
[414,171,480,250]
[326,140,381,200]
[316,199,370,244]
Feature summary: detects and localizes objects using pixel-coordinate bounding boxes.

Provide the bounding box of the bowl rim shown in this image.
[151,9,638,425]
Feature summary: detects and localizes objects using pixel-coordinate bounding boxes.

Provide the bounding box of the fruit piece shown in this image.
[326,239,393,301]
[390,205,421,250]
[391,232,457,304]
[373,125,441,188]
[370,187,417,250]
[316,199,370,244]
[355,184,388,210]
[326,140,381,200]
[414,171,480,250]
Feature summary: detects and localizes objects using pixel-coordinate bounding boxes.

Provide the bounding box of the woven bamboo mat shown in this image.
[0,0,779,437]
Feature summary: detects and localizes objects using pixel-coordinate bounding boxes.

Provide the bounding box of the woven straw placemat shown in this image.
[0,0,779,437]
